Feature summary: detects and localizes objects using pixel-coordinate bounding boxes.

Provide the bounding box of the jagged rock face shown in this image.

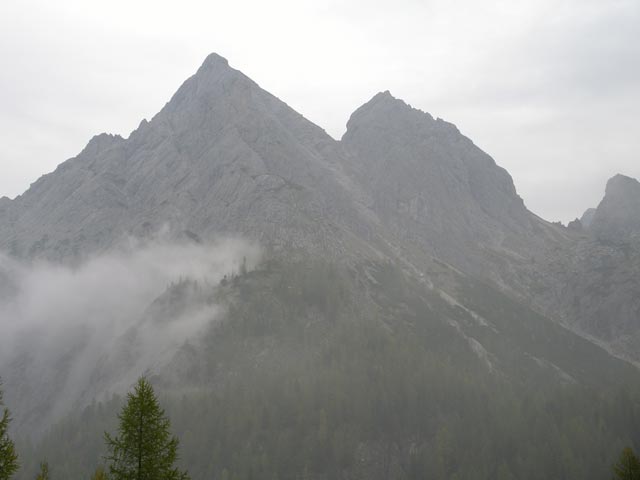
[340,91,561,284]
[559,240,640,349]
[0,54,384,262]
[0,57,564,281]
[1,53,639,364]
[580,208,596,228]
[541,175,640,359]
[567,218,583,231]
[0,56,563,288]
[342,92,528,225]
[590,174,640,243]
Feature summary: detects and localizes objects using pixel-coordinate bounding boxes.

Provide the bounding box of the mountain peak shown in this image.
[155,52,252,130]
[188,52,239,88]
[369,90,398,103]
[343,92,434,141]
[359,90,420,113]
[605,173,640,197]
[198,52,230,72]
[591,174,640,241]
[341,89,531,279]
[80,133,124,156]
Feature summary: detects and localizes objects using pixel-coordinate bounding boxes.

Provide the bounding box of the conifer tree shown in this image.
[90,466,108,480]
[34,462,49,480]
[105,377,189,480]
[0,380,19,480]
[613,447,640,480]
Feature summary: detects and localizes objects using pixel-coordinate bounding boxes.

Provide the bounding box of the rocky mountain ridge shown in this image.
[0,54,387,263]
[540,173,640,359]
[3,54,640,480]
[590,174,640,242]
[1,52,639,362]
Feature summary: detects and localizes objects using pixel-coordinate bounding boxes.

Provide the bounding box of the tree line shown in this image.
[3,375,640,479]
[4,259,640,479]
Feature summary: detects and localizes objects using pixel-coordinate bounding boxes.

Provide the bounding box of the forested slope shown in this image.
[15,258,640,480]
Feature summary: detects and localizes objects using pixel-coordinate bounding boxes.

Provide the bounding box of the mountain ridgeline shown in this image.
[1,54,640,480]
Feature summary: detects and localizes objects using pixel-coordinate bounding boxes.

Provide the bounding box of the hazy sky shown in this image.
[1,0,638,222]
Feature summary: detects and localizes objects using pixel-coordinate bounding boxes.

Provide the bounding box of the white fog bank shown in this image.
[0,239,260,436]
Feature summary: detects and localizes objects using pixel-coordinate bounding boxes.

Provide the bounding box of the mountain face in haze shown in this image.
[340,91,566,290]
[590,174,640,243]
[1,52,638,361]
[542,174,640,358]
[0,54,385,262]
[2,53,640,480]
[1,52,638,377]
[0,56,562,273]
[580,207,597,228]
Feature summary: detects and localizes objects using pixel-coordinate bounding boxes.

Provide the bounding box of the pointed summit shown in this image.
[605,173,640,197]
[79,133,124,157]
[199,52,230,70]
[159,52,246,120]
[591,174,640,242]
[0,53,377,261]
[365,90,407,105]
[367,90,401,105]
[344,91,435,139]
[189,52,237,84]
[340,93,534,280]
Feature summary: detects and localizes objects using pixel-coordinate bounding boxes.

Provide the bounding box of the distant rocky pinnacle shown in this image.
[537,173,640,360]
[580,208,596,228]
[590,174,640,242]
[1,53,639,362]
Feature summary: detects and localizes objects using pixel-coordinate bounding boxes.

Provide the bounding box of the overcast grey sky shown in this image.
[1,0,638,222]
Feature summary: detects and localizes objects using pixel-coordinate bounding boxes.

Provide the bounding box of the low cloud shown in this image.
[0,238,260,436]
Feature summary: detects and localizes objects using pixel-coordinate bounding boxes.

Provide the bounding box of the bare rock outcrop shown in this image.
[1,53,639,363]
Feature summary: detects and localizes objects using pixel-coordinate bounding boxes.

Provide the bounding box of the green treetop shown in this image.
[105,377,189,480]
[34,462,49,480]
[90,466,108,480]
[0,380,19,480]
[613,447,640,480]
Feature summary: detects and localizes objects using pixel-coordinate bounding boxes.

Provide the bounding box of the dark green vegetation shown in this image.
[11,259,640,479]
[0,381,19,480]
[33,463,48,480]
[90,467,107,480]
[612,448,640,480]
[105,377,189,480]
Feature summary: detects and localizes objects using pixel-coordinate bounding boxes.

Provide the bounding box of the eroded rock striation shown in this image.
[1,53,639,363]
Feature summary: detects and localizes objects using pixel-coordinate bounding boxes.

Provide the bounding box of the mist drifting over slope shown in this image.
[0,238,260,436]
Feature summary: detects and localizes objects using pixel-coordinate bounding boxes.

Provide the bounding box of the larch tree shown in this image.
[90,466,108,480]
[34,462,49,480]
[613,447,640,480]
[0,380,19,480]
[104,377,189,480]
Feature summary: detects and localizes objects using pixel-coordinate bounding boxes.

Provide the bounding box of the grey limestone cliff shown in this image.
[1,53,639,363]
[590,174,640,243]
[0,54,385,262]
